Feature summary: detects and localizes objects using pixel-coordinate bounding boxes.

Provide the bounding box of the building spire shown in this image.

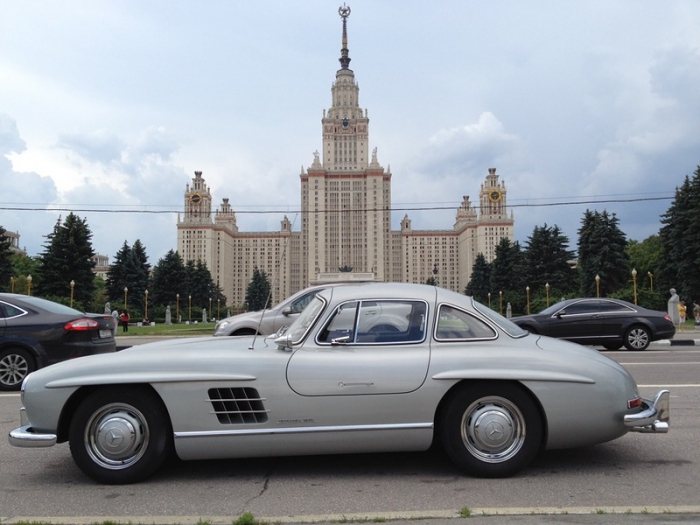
[338,4,351,70]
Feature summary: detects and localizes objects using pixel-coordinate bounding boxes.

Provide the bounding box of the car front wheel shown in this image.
[0,347,36,391]
[624,325,651,351]
[69,386,172,484]
[440,383,542,478]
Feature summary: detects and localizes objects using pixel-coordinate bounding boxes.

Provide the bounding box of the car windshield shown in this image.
[472,300,527,338]
[286,295,326,343]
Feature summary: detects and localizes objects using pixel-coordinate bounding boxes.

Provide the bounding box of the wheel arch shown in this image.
[56,383,172,444]
[433,379,549,451]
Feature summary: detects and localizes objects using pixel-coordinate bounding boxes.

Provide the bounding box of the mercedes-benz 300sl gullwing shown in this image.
[9,283,670,484]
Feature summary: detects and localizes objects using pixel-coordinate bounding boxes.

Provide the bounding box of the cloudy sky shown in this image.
[2,1,699,265]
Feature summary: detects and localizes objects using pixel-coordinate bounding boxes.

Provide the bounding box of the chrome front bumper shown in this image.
[624,390,670,433]
[7,408,57,448]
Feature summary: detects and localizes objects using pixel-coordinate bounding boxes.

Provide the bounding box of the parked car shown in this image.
[10,283,669,484]
[213,283,345,336]
[512,298,675,351]
[0,294,117,391]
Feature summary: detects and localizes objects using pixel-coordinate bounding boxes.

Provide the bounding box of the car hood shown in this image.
[23,335,282,390]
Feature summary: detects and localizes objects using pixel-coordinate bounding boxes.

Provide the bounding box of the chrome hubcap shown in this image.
[461,396,525,463]
[629,329,648,349]
[85,403,149,470]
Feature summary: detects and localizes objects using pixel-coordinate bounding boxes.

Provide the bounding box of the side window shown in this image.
[0,301,26,319]
[318,302,358,343]
[599,300,633,313]
[318,300,427,344]
[436,305,496,340]
[560,301,597,315]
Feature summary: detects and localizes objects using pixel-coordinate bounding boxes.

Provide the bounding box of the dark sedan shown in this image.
[0,294,117,390]
[512,298,675,351]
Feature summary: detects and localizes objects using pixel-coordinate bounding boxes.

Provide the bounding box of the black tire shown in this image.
[69,386,172,484]
[603,343,623,351]
[623,325,651,351]
[440,383,542,478]
[0,347,36,391]
[231,328,257,336]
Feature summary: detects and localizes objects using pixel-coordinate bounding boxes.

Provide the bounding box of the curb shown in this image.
[656,338,700,346]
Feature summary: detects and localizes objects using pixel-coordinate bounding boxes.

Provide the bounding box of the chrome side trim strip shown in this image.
[174,422,433,439]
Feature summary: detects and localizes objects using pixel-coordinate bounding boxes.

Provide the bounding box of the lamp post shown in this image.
[176,293,180,322]
[124,287,128,310]
[70,280,75,308]
[648,271,653,291]
[10,277,14,293]
[209,297,212,320]
[487,292,491,309]
[526,286,530,315]
[188,294,192,321]
[595,275,600,298]
[144,289,149,321]
[26,275,32,296]
[545,282,550,307]
[217,298,220,320]
[632,268,638,305]
[499,291,503,315]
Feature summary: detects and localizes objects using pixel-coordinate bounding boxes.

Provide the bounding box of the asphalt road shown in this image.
[1,337,699,525]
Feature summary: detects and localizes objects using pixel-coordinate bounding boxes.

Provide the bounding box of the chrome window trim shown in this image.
[433,302,498,342]
[315,298,429,346]
[0,300,28,320]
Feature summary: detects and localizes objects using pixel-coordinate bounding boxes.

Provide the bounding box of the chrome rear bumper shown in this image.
[624,390,670,433]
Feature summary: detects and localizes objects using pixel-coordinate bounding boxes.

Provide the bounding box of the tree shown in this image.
[577,210,629,297]
[150,250,188,307]
[659,167,700,302]
[490,238,525,313]
[37,214,96,306]
[465,253,491,304]
[0,225,13,291]
[106,241,131,305]
[245,267,271,311]
[523,224,577,296]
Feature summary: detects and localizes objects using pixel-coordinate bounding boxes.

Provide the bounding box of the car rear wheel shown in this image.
[624,325,651,351]
[69,386,172,484]
[0,347,36,391]
[440,383,542,478]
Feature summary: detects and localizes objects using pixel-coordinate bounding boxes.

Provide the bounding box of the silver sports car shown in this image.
[9,283,670,484]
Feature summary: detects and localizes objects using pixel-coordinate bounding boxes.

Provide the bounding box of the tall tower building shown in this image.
[301,5,392,284]
[176,6,514,307]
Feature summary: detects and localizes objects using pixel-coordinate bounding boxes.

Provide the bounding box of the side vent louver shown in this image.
[208,387,269,424]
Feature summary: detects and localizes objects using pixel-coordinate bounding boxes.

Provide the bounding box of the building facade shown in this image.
[177,6,514,307]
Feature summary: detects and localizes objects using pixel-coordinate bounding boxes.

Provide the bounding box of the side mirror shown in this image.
[331,335,351,345]
[282,307,293,316]
[274,332,293,350]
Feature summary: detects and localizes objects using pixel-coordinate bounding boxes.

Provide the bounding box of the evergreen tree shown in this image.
[150,250,188,307]
[490,238,525,313]
[659,167,700,301]
[245,267,271,311]
[37,213,96,305]
[465,253,491,304]
[0,225,13,291]
[577,210,630,297]
[106,241,131,304]
[122,246,150,314]
[523,224,577,295]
